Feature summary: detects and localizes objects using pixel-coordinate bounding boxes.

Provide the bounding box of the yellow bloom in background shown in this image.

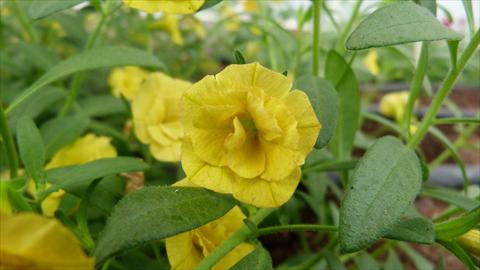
[124,0,205,14]
[132,72,190,162]
[0,213,94,270]
[364,49,380,76]
[186,16,206,39]
[457,229,480,257]
[108,66,149,101]
[222,4,240,32]
[181,63,321,207]
[32,134,117,216]
[150,14,184,46]
[379,91,415,123]
[243,0,259,12]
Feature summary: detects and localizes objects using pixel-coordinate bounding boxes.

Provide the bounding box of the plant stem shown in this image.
[407,29,480,149]
[433,117,480,125]
[302,160,357,174]
[335,0,362,53]
[403,42,429,136]
[462,0,475,36]
[0,107,19,178]
[258,224,337,236]
[312,0,322,76]
[11,0,37,43]
[194,208,274,270]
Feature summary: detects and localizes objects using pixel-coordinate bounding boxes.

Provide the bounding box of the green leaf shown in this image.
[385,217,435,244]
[40,115,90,159]
[421,185,480,211]
[231,245,273,270]
[234,50,246,64]
[384,250,404,270]
[94,186,236,263]
[398,242,433,270]
[324,251,346,270]
[435,207,480,240]
[6,46,164,115]
[355,253,380,270]
[16,117,45,181]
[418,0,437,15]
[302,160,357,174]
[44,157,149,196]
[199,0,223,11]
[436,240,477,270]
[346,2,462,50]
[17,42,58,70]
[339,136,422,253]
[28,0,86,20]
[79,95,126,117]
[294,75,339,149]
[325,51,360,159]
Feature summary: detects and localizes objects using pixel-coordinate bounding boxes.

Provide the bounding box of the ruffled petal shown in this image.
[260,140,299,181]
[150,141,182,162]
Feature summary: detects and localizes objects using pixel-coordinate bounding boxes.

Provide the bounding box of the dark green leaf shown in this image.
[385,250,404,270]
[355,253,380,270]
[94,186,236,263]
[234,50,246,64]
[28,0,86,20]
[199,0,223,11]
[386,217,435,244]
[17,42,58,70]
[79,95,126,117]
[421,185,479,211]
[339,136,422,253]
[346,2,462,50]
[436,240,477,270]
[231,245,273,270]
[325,51,360,159]
[324,251,346,270]
[435,207,480,240]
[295,75,339,148]
[16,117,45,180]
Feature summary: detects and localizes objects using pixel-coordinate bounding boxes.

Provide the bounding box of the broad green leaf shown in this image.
[199,0,223,11]
[398,242,433,270]
[421,186,480,211]
[231,245,273,270]
[436,240,477,270]
[385,217,435,244]
[384,250,404,270]
[294,75,339,148]
[324,251,346,270]
[418,0,437,15]
[79,95,126,117]
[28,0,86,20]
[6,46,164,115]
[346,2,462,50]
[325,51,360,159]
[16,118,45,181]
[17,42,58,70]
[44,157,149,196]
[339,136,422,253]
[40,115,90,159]
[94,186,236,263]
[355,253,380,270]
[435,207,480,240]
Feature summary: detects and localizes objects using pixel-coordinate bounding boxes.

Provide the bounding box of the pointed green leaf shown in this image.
[435,207,480,240]
[16,117,45,181]
[231,245,273,270]
[325,251,346,270]
[421,185,479,211]
[28,0,86,20]
[436,240,477,270]
[385,250,404,270]
[386,217,435,244]
[346,2,462,50]
[339,136,422,253]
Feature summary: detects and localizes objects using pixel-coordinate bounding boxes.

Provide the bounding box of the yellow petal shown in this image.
[363,50,380,76]
[166,232,203,270]
[0,213,94,270]
[246,88,282,141]
[41,189,65,217]
[124,0,205,14]
[150,141,182,162]
[260,140,299,181]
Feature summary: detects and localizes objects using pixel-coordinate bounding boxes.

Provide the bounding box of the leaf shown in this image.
[16,117,45,181]
[324,251,346,270]
[346,2,462,50]
[28,0,86,20]
[44,157,149,196]
[325,51,360,159]
[398,242,433,270]
[421,185,479,211]
[94,186,236,263]
[78,95,126,117]
[385,250,404,270]
[6,46,164,115]
[234,50,246,64]
[355,253,380,270]
[385,217,435,244]
[199,0,223,11]
[231,245,273,270]
[418,0,437,15]
[436,240,477,270]
[294,75,339,148]
[40,115,90,159]
[339,136,422,253]
[17,42,58,70]
[435,207,480,240]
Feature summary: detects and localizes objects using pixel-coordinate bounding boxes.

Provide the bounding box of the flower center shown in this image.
[239,118,257,135]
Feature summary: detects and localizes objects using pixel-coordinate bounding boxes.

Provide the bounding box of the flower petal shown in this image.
[150,141,181,162]
[260,140,299,181]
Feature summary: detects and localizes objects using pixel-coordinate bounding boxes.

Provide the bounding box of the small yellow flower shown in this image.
[108,66,149,101]
[364,50,380,76]
[132,72,190,162]
[123,0,205,14]
[457,229,480,257]
[186,16,206,39]
[181,63,321,207]
[222,4,240,32]
[0,213,94,270]
[379,91,414,123]
[51,21,66,37]
[243,0,259,13]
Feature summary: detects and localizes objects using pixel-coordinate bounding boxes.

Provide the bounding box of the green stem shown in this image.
[257,224,337,236]
[265,36,278,71]
[303,160,357,174]
[403,42,429,135]
[462,0,475,36]
[11,0,37,43]
[335,0,362,53]
[0,107,19,178]
[194,208,274,270]
[407,29,480,149]
[433,117,480,125]
[295,236,338,270]
[312,0,322,76]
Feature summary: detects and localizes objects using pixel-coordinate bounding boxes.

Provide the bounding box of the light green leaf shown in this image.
[436,240,477,270]
[355,253,380,270]
[17,42,58,70]
[6,46,164,115]
[386,217,435,244]
[418,0,437,15]
[346,2,462,50]
[28,0,86,20]
[94,186,236,263]
[421,185,479,211]
[231,245,273,270]
[385,250,404,270]
[324,251,346,270]
[398,242,433,270]
[294,75,339,148]
[339,136,422,253]
[16,117,45,181]
[435,207,480,240]
[325,51,360,159]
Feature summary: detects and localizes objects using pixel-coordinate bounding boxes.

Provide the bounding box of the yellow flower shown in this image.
[243,0,259,12]
[132,72,190,162]
[181,63,321,207]
[108,66,149,101]
[364,50,380,76]
[222,4,240,32]
[0,213,94,270]
[379,91,413,123]
[457,229,480,257]
[34,134,117,216]
[150,14,184,46]
[123,0,205,14]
